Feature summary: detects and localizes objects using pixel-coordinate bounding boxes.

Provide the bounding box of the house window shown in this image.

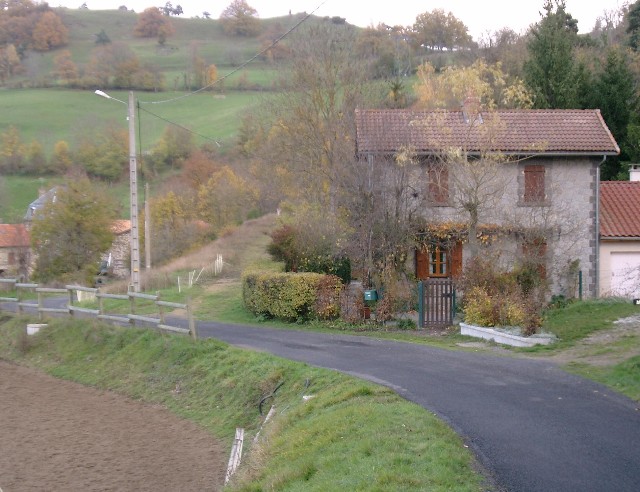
[428,165,449,205]
[523,165,546,204]
[8,252,16,265]
[416,242,463,279]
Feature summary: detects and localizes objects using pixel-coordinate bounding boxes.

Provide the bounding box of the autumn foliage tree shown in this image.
[412,9,473,51]
[195,166,258,231]
[220,0,260,37]
[50,140,72,174]
[53,49,77,85]
[31,177,117,285]
[0,1,67,53]
[0,44,20,83]
[133,7,175,41]
[32,10,68,51]
[414,59,533,109]
[0,125,26,173]
[145,126,193,175]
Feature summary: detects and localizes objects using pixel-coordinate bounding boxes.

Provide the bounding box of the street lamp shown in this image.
[95,90,141,292]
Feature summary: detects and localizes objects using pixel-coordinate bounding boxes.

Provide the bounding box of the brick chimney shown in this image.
[462,96,483,125]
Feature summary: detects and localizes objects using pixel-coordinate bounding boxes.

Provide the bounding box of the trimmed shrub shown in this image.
[242,271,342,321]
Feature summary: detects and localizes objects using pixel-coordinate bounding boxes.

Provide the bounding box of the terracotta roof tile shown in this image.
[355,109,620,155]
[0,224,30,248]
[600,182,640,238]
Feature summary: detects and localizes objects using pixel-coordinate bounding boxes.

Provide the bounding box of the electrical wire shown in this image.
[138,105,222,147]
[140,0,328,106]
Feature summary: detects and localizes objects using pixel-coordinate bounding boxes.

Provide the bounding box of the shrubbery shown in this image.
[267,223,351,284]
[242,271,342,321]
[458,256,544,335]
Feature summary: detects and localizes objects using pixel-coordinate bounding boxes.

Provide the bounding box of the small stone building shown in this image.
[102,220,131,279]
[0,224,31,279]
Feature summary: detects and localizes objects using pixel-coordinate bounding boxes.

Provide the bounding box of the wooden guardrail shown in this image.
[0,279,197,339]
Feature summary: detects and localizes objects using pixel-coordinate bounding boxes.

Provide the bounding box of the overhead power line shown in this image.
[139,1,328,106]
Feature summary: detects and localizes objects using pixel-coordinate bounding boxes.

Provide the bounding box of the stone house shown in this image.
[0,224,31,279]
[599,176,640,298]
[102,219,131,279]
[355,105,620,298]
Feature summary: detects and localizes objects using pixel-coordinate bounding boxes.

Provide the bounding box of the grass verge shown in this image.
[0,313,489,491]
[564,358,640,401]
[541,298,640,347]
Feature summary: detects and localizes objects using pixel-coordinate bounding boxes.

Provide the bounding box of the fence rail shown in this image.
[0,278,196,339]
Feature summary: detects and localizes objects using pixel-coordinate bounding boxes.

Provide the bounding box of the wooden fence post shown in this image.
[68,287,75,317]
[98,288,103,317]
[37,289,44,322]
[187,297,197,340]
[157,292,165,327]
[129,291,135,327]
[17,283,23,315]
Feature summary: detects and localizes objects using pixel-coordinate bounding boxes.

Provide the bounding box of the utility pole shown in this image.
[128,91,141,292]
[95,89,141,292]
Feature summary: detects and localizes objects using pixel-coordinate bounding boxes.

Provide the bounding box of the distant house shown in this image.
[0,224,30,279]
[24,187,58,224]
[355,105,620,298]
[599,177,640,298]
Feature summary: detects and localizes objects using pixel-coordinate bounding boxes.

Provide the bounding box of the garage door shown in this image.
[610,252,640,298]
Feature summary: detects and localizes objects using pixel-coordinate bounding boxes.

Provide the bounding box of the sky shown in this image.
[54,0,622,39]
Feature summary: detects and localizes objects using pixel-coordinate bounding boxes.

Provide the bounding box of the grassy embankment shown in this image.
[0,312,489,491]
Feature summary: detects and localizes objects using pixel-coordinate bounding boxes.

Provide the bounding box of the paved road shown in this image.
[4,302,640,491]
[197,320,640,492]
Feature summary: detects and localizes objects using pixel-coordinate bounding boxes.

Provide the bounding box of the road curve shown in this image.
[197,321,640,492]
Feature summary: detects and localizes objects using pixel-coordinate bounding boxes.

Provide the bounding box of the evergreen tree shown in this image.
[593,49,637,179]
[523,0,581,108]
[627,1,640,51]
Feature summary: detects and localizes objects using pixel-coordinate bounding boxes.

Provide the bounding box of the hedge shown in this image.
[242,271,342,321]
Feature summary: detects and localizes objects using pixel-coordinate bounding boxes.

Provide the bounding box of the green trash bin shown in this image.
[363,289,378,301]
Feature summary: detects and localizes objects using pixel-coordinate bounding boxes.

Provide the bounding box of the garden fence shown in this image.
[0,278,197,339]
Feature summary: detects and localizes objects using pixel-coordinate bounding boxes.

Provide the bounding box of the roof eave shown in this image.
[357,150,620,157]
[600,236,640,240]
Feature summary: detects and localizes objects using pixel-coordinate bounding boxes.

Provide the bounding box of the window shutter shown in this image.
[524,165,545,203]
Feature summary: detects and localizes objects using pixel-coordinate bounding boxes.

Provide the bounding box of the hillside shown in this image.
[10,8,333,89]
[0,8,314,148]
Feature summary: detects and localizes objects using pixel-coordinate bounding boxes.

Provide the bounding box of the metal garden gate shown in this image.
[418,278,455,329]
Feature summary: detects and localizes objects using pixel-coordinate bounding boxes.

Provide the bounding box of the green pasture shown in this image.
[0,88,267,154]
[0,175,58,223]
